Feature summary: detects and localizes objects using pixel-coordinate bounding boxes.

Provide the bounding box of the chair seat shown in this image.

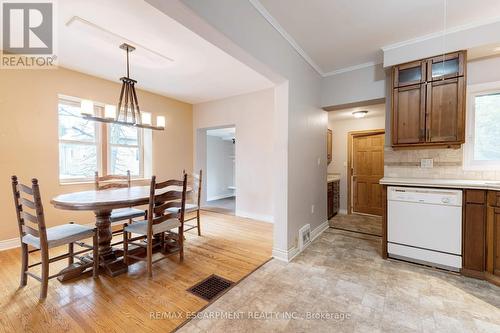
[22,223,94,249]
[166,203,199,214]
[110,208,145,222]
[124,219,181,235]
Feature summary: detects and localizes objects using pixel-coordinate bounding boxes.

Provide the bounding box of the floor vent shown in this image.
[187,274,234,301]
[299,224,311,250]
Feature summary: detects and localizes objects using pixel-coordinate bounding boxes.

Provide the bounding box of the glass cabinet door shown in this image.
[393,61,426,87]
[427,52,464,81]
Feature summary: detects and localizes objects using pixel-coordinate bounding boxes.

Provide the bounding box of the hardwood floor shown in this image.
[0,211,272,333]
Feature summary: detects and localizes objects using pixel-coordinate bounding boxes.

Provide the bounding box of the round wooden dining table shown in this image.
[51,186,154,277]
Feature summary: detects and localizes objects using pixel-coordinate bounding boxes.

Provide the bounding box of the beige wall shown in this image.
[327,104,386,213]
[193,88,274,222]
[0,67,193,242]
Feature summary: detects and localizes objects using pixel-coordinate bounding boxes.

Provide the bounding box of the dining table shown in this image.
[51,185,182,278]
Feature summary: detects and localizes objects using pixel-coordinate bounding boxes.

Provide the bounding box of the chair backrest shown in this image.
[147,174,188,235]
[95,170,131,190]
[11,176,48,247]
[183,169,202,205]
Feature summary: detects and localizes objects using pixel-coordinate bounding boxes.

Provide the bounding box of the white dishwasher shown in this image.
[387,186,462,271]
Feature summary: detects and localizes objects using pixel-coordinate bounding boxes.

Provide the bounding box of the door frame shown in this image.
[347,129,385,214]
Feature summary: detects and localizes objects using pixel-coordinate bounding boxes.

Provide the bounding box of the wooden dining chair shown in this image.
[167,170,202,236]
[11,176,99,300]
[122,174,187,278]
[95,171,146,237]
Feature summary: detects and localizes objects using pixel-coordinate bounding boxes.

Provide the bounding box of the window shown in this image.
[108,123,143,177]
[58,100,100,181]
[464,82,500,170]
[58,96,150,182]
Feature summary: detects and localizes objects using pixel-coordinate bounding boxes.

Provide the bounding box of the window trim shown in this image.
[463,81,500,171]
[58,98,102,183]
[58,95,149,184]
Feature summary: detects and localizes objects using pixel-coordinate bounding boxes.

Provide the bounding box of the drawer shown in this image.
[466,190,486,204]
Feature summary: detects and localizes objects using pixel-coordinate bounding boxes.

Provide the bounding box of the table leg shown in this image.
[95,210,128,277]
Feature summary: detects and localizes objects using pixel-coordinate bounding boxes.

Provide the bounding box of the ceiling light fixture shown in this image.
[352,111,368,119]
[494,47,500,52]
[81,43,165,130]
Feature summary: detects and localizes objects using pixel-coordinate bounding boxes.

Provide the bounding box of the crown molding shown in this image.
[248,0,323,76]
[322,61,380,76]
[382,15,500,52]
[249,0,382,78]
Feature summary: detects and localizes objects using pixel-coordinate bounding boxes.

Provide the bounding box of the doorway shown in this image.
[347,129,385,216]
[204,127,236,215]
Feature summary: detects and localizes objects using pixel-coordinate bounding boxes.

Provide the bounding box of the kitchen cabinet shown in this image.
[328,179,339,219]
[486,192,500,285]
[327,129,332,164]
[391,50,466,148]
[462,190,486,278]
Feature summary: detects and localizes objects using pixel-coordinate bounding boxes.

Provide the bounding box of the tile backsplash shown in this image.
[384,147,500,180]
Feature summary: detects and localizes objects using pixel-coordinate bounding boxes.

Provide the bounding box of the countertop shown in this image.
[380,177,500,191]
[328,174,341,183]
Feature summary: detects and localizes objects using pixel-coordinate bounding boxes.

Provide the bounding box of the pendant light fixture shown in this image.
[82,43,165,130]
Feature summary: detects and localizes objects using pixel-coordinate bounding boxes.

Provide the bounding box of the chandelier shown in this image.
[80,43,165,130]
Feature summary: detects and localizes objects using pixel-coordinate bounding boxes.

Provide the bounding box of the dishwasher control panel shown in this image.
[388,186,462,206]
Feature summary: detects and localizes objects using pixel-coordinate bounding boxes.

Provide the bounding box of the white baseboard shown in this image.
[0,238,20,251]
[235,210,274,223]
[272,220,330,263]
[272,246,299,262]
[338,209,348,215]
[207,194,234,201]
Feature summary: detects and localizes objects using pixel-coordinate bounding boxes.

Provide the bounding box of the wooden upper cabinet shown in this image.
[393,84,426,144]
[393,60,426,87]
[391,50,466,148]
[426,77,465,143]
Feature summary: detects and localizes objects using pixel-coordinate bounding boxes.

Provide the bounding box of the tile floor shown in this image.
[179,228,500,333]
[203,197,236,215]
[329,213,382,237]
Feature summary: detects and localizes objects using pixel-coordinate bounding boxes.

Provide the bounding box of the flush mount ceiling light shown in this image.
[494,46,500,52]
[352,111,368,119]
[81,43,165,130]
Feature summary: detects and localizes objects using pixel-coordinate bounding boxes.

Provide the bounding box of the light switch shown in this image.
[420,159,433,168]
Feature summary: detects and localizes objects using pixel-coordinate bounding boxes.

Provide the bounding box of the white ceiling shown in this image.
[58,0,273,104]
[328,103,385,122]
[255,0,500,76]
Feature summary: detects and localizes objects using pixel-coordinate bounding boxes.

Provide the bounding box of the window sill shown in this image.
[59,178,150,186]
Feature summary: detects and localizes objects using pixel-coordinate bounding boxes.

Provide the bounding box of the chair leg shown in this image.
[40,248,49,300]
[123,224,128,266]
[93,230,99,278]
[20,243,28,287]
[179,226,184,262]
[196,209,201,236]
[147,235,153,278]
[68,242,74,265]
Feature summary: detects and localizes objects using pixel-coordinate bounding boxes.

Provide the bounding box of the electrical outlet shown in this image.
[317,157,321,166]
[420,158,433,168]
[311,204,315,214]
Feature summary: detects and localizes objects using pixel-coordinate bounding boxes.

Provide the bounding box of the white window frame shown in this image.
[58,97,102,183]
[107,123,144,178]
[463,81,500,170]
[58,95,151,183]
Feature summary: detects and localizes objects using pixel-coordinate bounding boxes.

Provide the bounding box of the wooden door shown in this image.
[327,129,332,164]
[426,77,465,143]
[352,133,384,216]
[392,84,426,145]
